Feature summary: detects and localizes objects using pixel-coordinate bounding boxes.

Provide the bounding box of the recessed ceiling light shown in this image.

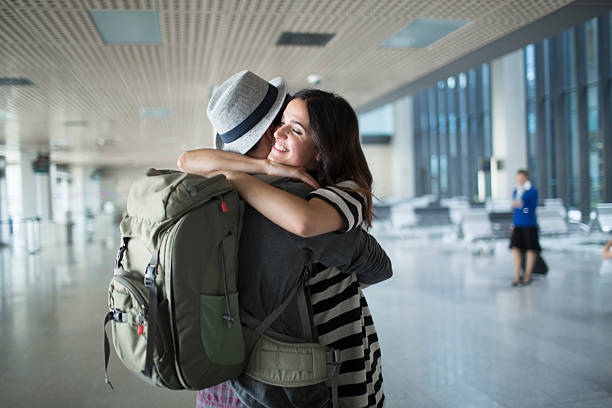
[51,139,71,151]
[96,138,106,146]
[0,110,16,120]
[64,120,89,127]
[88,10,162,45]
[276,32,335,46]
[383,19,468,48]
[307,75,322,85]
[140,108,171,118]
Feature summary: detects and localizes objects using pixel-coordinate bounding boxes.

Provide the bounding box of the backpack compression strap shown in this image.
[103,309,128,389]
[142,250,160,378]
[114,237,129,275]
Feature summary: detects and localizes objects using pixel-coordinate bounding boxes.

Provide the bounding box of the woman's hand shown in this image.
[203,169,242,182]
[265,160,320,189]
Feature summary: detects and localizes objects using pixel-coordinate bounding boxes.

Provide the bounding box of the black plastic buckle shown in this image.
[144,264,156,287]
[112,309,127,323]
[115,246,126,268]
[327,348,341,376]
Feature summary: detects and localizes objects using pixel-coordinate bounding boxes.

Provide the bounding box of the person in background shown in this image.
[603,239,612,259]
[510,169,540,286]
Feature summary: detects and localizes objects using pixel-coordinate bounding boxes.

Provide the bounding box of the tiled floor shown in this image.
[1,229,611,407]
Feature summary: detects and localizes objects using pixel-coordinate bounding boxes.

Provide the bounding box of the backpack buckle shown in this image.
[115,237,129,269]
[111,309,128,323]
[222,313,234,328]
[144,264,157,287]
[326,348,341,376]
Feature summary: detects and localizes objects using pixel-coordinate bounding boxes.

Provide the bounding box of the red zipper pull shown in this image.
[221,201,228,213]
[138,324,144,335]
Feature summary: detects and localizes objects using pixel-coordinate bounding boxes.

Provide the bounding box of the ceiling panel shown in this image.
[0,0,576,167]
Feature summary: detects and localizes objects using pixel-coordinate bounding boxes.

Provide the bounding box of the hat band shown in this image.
[219,83,278,144]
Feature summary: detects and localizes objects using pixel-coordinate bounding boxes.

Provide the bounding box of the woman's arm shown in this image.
[178,148,319,187]
[177,148,267,176]
[223,171,344,237]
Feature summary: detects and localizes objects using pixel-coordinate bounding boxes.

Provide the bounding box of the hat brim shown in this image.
[214,77,288,154]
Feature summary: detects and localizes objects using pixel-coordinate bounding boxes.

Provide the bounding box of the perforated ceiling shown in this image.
[0,0,574,167]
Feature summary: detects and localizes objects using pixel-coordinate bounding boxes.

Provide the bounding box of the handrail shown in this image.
[0,216,41,224]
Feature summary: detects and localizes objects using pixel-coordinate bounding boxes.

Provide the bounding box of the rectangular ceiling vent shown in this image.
[0,78,34,86]
[276,32,335,46]
[64,120,89,127]
[140,108,171,118]
[383,19,468,48]
[88,10,162,45]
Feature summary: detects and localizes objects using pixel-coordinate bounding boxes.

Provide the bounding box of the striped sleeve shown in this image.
[307,180,367,231]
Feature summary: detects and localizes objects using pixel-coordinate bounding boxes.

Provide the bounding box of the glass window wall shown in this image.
[523,12,612,216]
[412,63,491,201]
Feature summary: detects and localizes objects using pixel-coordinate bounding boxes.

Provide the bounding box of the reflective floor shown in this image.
[1,228,611,407]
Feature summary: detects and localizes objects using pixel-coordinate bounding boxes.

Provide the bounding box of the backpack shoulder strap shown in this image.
[248,268,307,346]
[245,249,315,345]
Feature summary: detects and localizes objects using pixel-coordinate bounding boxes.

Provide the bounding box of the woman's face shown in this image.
[268,99,319,169]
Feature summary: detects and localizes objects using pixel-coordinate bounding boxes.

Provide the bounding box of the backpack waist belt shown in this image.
[245,333,333,387]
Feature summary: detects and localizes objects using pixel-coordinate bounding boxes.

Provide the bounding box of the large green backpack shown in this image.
[103,169,245,390]
[103,169,341,406]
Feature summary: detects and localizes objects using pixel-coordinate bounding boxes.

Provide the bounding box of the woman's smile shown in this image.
[273,142,289,153]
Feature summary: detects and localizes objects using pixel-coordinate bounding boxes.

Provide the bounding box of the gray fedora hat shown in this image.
[208,70,287,154]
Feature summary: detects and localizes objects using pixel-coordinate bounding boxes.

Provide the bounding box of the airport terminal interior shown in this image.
[1,1,612,407]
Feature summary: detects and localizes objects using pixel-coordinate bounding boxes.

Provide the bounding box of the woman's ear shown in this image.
[316,151,322,162]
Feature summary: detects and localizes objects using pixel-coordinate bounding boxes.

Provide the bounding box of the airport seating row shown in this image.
[373,196,612,243]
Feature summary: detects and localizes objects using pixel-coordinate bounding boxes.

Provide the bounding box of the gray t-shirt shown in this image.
[237,178,391,339]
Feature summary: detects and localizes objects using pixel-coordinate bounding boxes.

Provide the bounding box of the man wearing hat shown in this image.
[211,70,287,155]
[179,71,391,408]
[178,70,315,185]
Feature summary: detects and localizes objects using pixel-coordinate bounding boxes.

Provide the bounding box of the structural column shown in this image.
[490,49,528,200]
[33,153,53,220]
[393,95,415,198]
[5,150,47,250]
[0,156,8,244]
[18,150,39,220]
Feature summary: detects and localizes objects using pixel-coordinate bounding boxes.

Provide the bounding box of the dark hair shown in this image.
[517,169,530,179]
[272,94,291,127]
[292,89,373,227]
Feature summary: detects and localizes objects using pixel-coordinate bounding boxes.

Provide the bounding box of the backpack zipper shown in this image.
[185,176,223,197]
[220,240,234,328]
[166,217,190,389]
[113,275,147,311]
[113,274,168,361]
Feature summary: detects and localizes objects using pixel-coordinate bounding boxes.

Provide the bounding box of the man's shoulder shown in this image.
[253,175,313,198]
[277,180,313,198]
